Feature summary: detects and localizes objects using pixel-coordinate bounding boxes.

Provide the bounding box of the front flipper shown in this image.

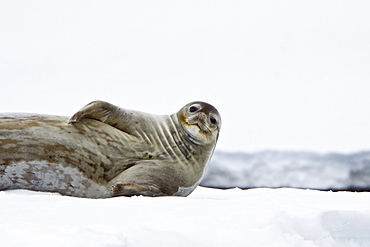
[112,183,166,197]
[68,100,153,136]
[69,101,117,124]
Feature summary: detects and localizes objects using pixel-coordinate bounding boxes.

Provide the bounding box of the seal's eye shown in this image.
[210,116,217,125]
[189,106,199,112]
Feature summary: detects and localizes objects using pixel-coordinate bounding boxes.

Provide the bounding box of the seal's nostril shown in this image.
[198,113,207,120]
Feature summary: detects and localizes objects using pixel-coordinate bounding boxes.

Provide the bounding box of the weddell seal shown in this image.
[0,101,221,198]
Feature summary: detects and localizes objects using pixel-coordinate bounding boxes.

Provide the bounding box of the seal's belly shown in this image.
[0,161,111,198]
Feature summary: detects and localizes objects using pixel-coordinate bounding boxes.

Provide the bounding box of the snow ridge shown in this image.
[201,150,370,191]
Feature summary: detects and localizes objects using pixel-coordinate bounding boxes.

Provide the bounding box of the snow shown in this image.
[201,151,370,191]
[1,187,370,247]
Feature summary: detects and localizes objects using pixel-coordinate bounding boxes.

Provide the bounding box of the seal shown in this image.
[0,101,221,198]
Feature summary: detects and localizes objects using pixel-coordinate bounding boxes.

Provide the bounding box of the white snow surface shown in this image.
[1,187,370,247]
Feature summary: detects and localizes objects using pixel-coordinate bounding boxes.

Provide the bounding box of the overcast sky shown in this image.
[1,1,370,153]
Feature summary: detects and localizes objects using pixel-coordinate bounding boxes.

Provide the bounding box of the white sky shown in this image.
[1,1,370,153]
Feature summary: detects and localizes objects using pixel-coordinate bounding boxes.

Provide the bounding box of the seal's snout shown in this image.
[197,113,210,131]
[198,112,207,121]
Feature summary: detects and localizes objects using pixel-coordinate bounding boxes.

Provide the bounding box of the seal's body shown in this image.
[0,101,221,198]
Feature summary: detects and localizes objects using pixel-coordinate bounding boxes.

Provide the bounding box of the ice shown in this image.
[201,151,370,191]
[1,187,370,247]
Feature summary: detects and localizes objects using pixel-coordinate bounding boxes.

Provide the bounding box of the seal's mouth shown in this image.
[197,119,212,134]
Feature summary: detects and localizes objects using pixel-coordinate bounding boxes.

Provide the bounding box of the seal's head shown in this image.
[176,101,221,145]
